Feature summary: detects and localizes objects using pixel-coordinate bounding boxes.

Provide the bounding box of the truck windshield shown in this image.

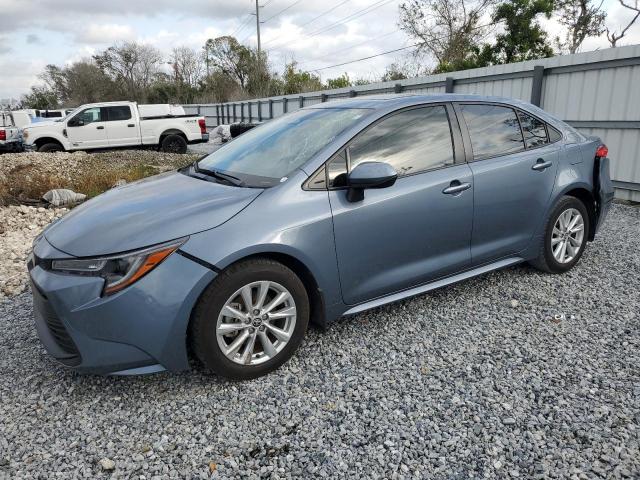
[196,108,370,187]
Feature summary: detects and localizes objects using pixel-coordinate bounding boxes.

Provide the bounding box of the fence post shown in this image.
[240,103,245,122]
[215,105,220,126]
[530,66,545,107]
[248,102,253,123]
[269,99,274,118]
[445,77,455,93]
[283,98,288,113]
[258,101,263,121]
[299,96,304,108]
[394,84,404,93]
[232,104,237,123]
[321,94,328,102]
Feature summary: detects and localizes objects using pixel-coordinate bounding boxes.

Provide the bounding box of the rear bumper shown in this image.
[28,238,216,375]
[188,133,209,145]
[0,141,23,152]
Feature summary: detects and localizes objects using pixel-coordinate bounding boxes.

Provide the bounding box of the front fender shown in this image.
[27,131,69,149]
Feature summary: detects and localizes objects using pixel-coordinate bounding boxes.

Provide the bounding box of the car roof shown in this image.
[307,93,535,110]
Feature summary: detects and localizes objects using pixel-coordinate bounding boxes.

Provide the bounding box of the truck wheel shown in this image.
[190,258,309,380]
[161,134,187,154]
[38,143,63,153]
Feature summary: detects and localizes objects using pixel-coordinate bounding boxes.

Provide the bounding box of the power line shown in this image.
[309,43,419,72]
[306,20,496,73]
[262,0,351,47]
[231,14,253,37]
[296,29,400,66]
[297,0,352,29]
[262,0,305,23]
[306,0,396,38]
[265,0,396,51]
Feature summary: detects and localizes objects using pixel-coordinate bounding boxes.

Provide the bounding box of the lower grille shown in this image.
[31,281,81,362]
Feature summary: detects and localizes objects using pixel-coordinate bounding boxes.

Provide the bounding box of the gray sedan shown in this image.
[28,94,614,379]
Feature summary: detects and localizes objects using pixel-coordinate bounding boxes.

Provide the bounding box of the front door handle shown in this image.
[443,181,471,195]
[96,125,105,130]
[127,124,135,127]
[532,158,552,171]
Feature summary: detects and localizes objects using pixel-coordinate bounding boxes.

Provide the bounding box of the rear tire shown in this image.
[530,196,589,273]
[161,134,187,154]
[38,143,63,153]
[190,259,309,380]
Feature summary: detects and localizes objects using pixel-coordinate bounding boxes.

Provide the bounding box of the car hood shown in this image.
[45,170,262,257]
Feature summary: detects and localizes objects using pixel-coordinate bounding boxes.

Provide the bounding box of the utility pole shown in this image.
[255,0,262,55]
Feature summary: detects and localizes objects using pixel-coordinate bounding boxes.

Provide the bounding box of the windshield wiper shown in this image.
[193,162,245,187]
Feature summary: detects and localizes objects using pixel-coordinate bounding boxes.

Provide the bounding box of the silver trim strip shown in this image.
[342,257,524,316]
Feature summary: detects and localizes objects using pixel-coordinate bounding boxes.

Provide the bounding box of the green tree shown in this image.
[490,0,554,63]
[325,73,351,89]
[20,86,59,110]
[280,62,323,94]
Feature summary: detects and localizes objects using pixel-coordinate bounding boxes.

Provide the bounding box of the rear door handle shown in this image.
[532,159,552,171]
[96,125,104,130]
[127,124,135,127]
[443,181,471,195]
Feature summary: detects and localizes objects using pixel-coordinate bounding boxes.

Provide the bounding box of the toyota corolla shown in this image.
[27,94,614,379]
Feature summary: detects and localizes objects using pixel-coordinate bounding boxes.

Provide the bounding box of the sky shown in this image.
[0,0,639,101]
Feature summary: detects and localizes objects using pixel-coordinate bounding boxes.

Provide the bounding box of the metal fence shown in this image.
[183,44,640,202]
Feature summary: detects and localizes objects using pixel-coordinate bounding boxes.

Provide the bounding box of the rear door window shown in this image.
[518,111,548,148]
[460,104,525,160]
[106,106,132,122]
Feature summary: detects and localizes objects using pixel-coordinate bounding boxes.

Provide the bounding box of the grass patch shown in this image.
[0,151,199,205]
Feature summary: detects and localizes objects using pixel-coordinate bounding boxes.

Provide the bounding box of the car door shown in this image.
[104,105,140,147]
[325,104,474,306]
[66,107,108,149]
[456,103,560,265]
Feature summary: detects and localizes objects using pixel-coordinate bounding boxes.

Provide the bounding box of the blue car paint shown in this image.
[28,93,614,375]
[44,170,263,257]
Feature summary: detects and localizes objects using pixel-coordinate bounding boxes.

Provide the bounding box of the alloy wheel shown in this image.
[216,281,297,366]
[551,208,584,264]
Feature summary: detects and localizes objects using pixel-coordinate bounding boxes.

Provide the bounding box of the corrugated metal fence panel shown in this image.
[183,44,640,200]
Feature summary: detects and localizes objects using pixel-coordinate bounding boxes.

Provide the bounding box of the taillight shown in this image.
[0,129,6,141]
[198,118,206,134]
[595,144,608,158]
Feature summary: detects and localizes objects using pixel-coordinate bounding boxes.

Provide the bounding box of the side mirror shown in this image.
[346,161,397,202]
[68,119,84,127]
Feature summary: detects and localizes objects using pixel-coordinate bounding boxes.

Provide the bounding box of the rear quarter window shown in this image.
[460,104,525,160]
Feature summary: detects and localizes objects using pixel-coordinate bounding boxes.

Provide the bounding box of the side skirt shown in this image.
[342,257,524,316]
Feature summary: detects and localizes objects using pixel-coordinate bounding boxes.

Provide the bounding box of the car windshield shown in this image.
[197,108,370,187]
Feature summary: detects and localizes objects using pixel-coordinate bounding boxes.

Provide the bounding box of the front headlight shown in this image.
[51,238,187,295]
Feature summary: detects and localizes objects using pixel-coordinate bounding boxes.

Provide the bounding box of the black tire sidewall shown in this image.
[161,134,187,154]
[543,196,589,273]
[192,261,309,380]
[39,143,63,152]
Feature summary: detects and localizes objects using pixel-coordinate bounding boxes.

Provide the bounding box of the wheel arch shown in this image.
[213,251,328,328]
[562,186,597,241]
[34,136,65,150]
[159,129,187,142]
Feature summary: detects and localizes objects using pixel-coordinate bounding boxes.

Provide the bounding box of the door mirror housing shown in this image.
[68,119,84,127]
[346,161,397,202]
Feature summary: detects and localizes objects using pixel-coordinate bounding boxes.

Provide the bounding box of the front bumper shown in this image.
[28,238,216,375]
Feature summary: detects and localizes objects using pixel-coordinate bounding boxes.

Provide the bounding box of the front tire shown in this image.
[38,142,63,153]
[190,259,309,380]
[161,134,187,154]
[530,196,589,273]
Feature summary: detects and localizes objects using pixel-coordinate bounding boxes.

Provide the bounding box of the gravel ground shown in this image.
[0,203,639,479]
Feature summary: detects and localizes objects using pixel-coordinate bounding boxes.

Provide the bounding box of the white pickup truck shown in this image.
[22,102,208,153]
[0,111,23,152]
